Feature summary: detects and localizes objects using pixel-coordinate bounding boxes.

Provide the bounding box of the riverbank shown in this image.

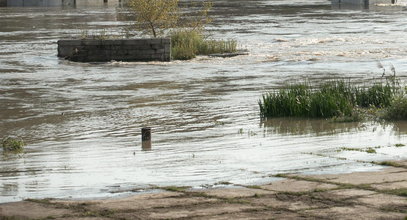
[1,160,406,219]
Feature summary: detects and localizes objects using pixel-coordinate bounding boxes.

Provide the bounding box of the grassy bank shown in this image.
[170,30,237,60]
[259,79,405,121]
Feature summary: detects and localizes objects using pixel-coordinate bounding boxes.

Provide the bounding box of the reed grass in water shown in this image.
[170,30,237,60]
[259,80,398,119]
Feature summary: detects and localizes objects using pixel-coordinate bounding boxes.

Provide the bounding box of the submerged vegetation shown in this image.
[2,137,25,154]
[259,78,404,121]
[172,31,237,60]
[337,146,378,154]
[170,30,237,60]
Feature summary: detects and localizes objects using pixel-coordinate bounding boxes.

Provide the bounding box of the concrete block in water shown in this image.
[6,0,74,6]
[57,39,171,62]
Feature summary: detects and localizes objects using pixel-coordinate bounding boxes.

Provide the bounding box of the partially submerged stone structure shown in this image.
[0,0,125,7]
[57,39,171,62]
[5,0,74,7]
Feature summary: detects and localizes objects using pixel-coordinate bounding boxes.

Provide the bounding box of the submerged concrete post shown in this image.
[141,127,151,150]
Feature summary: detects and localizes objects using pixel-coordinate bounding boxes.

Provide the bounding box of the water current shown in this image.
[1,0,407,202]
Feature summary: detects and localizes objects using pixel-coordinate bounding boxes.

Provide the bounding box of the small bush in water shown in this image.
[2,137,25,153]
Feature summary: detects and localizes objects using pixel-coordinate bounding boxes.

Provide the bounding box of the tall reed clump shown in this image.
[197,39,238,55]
[383,96,407,120]
[171,30,203,60]
[259,84,311,118]
[355,83,394,108]
[259,82,354,118]
[259,80,398,119]
[170,30,237,60]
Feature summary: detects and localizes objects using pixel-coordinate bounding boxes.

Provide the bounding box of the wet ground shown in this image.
[1,0,407,202]
[1,160,406,219]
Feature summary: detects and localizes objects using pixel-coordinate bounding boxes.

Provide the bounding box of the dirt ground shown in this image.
[1,160,406,220]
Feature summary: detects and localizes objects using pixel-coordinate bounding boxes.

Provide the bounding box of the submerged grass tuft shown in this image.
[337,147,378,154]
[365,148,377,154]
[246,185,262,189]
[162,186,189,192]
[2,137,25,153]
[374,161,406,168]
[380,188,407,197]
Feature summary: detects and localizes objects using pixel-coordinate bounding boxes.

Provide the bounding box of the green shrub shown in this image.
[2,137,25,153]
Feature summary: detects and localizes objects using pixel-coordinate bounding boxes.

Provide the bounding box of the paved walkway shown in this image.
[1,161,407,219]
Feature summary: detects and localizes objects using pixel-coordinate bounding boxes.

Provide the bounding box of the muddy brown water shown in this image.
[1,0,407,202]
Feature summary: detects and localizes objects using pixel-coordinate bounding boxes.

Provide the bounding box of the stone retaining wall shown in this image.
[1,0,127,6]
[6,0,74,6]
[57,39,171,62]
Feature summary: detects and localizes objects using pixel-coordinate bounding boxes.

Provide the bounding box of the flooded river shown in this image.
[1,0,407,202]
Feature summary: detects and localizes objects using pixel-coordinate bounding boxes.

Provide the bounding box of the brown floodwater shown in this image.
[1,0,407,202]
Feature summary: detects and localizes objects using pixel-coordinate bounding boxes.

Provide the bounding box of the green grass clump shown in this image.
[365,147,377,154]
[170,30,237,60]
[259,80,398,119]
[375,161,405,168]
[215,181,232,185]
[259,84,310,118]
[196,39,237,55]
[162,186,189,192]
[383,96,407,120]
[339,147,361,152]
[171,30,202,60]
[338,147,377,154]
[246,185,262,189]
[381,188,407,197]
[259,81,354,118]
[2,137,25,153]
[355,83,393,108]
